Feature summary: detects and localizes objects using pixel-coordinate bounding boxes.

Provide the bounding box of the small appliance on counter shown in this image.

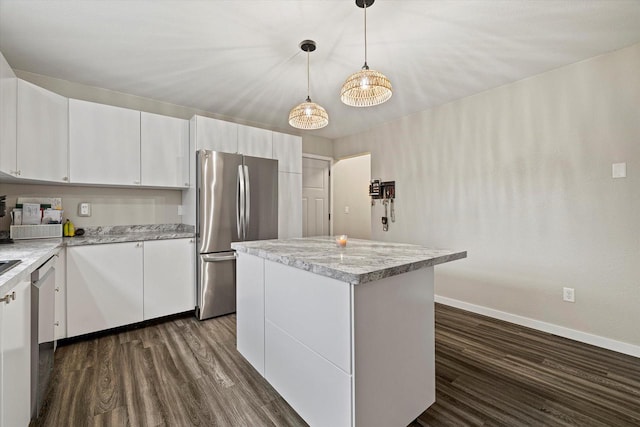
[8,196,64,240]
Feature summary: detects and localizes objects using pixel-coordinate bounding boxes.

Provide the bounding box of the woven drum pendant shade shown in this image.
[340,0,392,107]
[289,40,329,130]
[340,66,392,107]
[289,97,329,130]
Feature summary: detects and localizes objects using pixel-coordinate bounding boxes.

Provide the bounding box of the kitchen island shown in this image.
[231,237,466,427]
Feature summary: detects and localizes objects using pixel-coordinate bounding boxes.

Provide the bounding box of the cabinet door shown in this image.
[278,171,303,239]
[54,249,67,340]
[1,280,31,427]
[238,125,272,159]
[0,51,17,175]
[143,238,195,320]
[17,79,69,182]
[194,115,238,153]
[67,242,143,337]
[69,99,141,185]
[236,253,265,376]
[272,132,302,173]
[141,112,189,188]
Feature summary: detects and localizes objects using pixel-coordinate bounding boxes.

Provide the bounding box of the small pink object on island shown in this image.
[336,235,348,247]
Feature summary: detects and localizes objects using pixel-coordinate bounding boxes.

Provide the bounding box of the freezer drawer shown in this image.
[197,252,236,320]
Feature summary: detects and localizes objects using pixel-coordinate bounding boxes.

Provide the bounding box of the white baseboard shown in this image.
[434,295,640,358]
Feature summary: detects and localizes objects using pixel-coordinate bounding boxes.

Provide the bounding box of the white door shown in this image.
[302,157,330,237]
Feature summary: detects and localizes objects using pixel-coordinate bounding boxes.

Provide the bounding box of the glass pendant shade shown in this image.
[289,40,329,130]
[289,97,329,130]
[340,66,392,107]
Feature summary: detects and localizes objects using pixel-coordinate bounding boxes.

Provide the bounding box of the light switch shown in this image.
[78,202,91,217]
[344,206,350,214]
[612,162,627,179]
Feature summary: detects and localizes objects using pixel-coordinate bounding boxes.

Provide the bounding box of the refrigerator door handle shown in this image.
[237,164,245,239]
[201,253,237,262]
[244,164,250,240]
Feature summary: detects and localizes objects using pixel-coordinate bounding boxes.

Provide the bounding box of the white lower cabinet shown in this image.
[66,239,196,338]
[1,279,31,427]
[143,238,195,320]
[67,242,144,337]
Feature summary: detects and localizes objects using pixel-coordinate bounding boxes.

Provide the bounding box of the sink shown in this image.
[0,260,21,276]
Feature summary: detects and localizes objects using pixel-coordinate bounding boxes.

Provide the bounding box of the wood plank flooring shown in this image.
[36,304,640,426]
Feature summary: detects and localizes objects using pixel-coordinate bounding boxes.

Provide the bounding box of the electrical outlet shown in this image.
[78,202,91,217]
[563,287,575,303]
[177,205,183,216]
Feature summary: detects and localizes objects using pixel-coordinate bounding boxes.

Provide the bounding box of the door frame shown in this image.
[302,153,334,236]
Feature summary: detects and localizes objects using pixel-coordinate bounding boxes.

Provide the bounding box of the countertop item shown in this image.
[231,236,467,284]
[0,224,196,295]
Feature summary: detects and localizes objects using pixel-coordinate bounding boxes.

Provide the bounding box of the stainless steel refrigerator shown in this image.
[196,150,278,320]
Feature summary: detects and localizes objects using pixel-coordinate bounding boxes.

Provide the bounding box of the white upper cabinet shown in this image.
[0,51,17,175]
[192,115,238,153]
[238,124,272,159]
[272,132,302,173]
[17,79,68,182]
[69,99,141,186]
[141,112,189,188]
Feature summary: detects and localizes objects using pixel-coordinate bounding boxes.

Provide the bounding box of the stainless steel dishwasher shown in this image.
[31,254,56,420]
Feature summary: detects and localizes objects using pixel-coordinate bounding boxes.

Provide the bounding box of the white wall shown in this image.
[334,43,640,347]
[303,134,333,158]
[0,183,182,229]
[333,154,371,239]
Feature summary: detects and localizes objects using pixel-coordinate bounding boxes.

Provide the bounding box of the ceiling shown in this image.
[1,1,639,140]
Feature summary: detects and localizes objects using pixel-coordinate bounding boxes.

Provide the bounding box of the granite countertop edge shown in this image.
[0,224,195,295]
[232,238,467,284]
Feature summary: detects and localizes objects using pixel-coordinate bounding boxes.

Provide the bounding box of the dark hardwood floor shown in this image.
[37,304,640,426]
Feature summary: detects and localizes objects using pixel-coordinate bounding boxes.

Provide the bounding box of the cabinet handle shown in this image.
[54,321,60,327]
[11,170,21,176]
[184,182,189,186]
[62,176,68,181]
[136,242,142,248]
[189,239,194,243]
[0,291,16,304]
[55,287,60,292]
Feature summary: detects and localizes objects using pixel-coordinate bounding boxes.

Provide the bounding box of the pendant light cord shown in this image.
[306,49,311,101]
[363,2,368,69]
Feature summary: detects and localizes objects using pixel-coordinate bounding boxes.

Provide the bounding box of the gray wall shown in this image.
[334,43,640,347]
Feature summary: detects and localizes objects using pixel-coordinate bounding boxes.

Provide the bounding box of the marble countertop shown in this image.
[0,224,195,295]
[231,236,467,284]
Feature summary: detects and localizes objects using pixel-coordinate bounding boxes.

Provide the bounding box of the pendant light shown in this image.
[340,0,392,107]
[289,40,329,130]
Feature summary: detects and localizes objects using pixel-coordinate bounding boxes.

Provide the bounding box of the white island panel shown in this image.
[236,253,266,375]
[265,260,351,373]
[265,320,352,427]
[354,267,435,427]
